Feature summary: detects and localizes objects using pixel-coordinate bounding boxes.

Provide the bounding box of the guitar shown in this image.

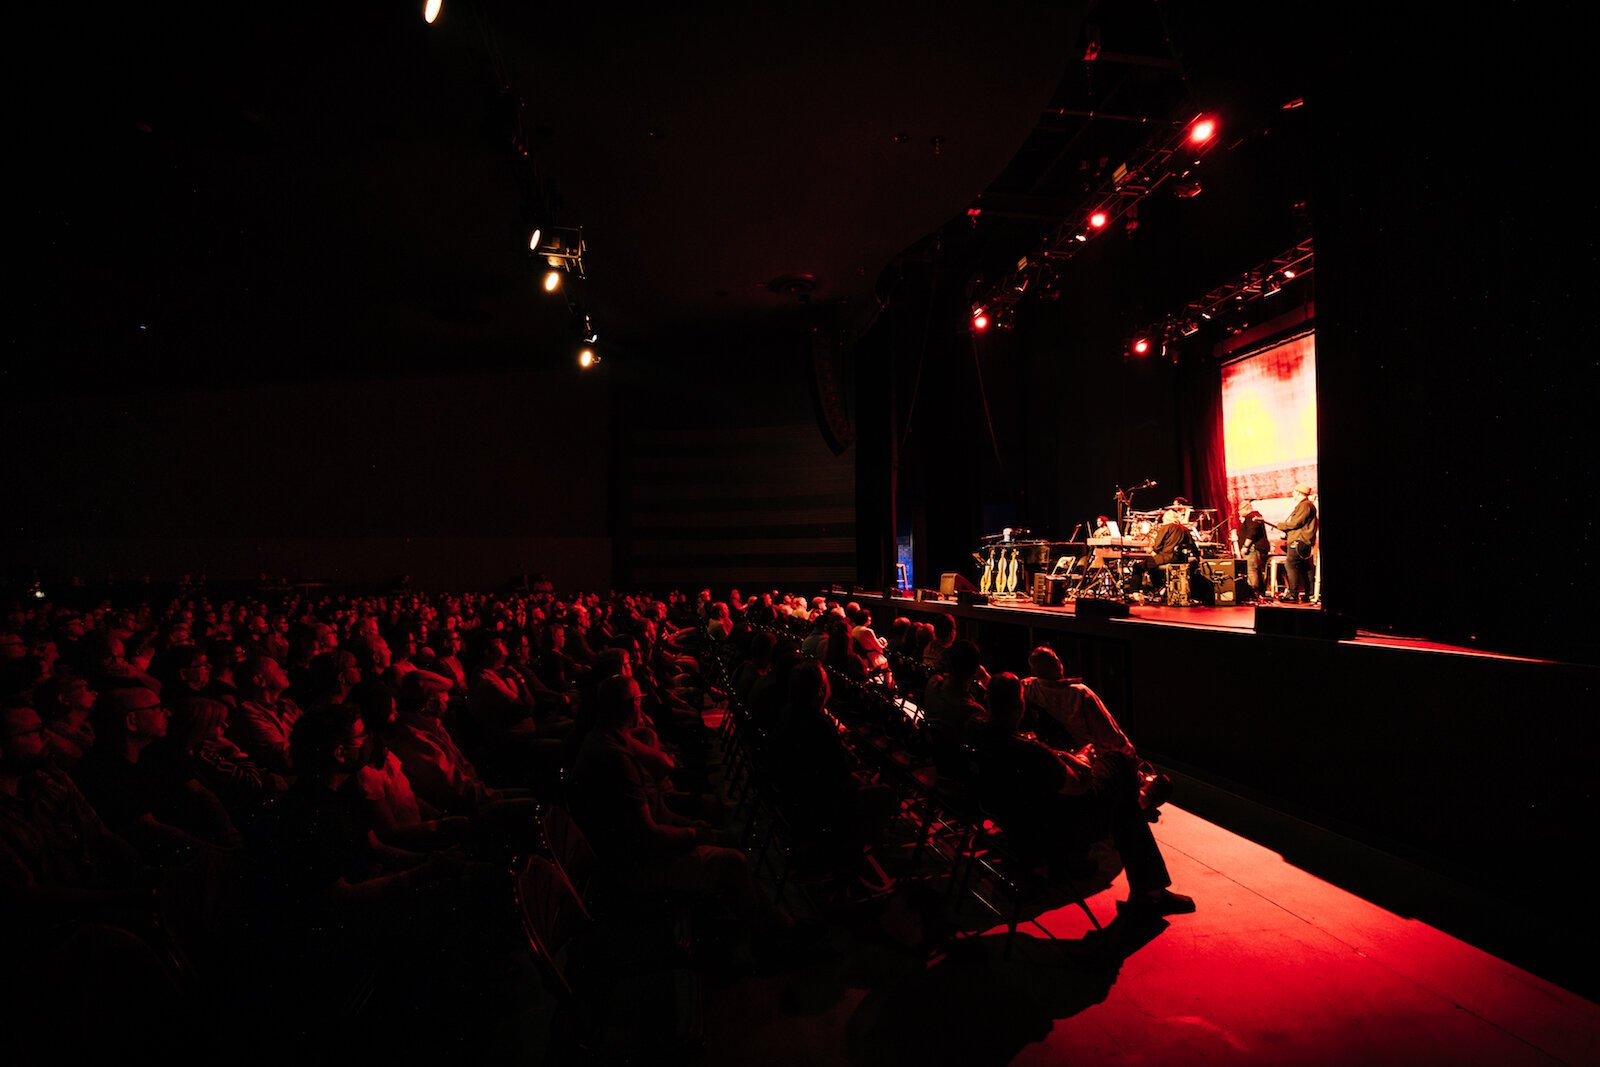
[979,550,995,594]
[1003,548,1019,594]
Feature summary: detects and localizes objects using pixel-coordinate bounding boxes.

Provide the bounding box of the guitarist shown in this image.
[1237,502,1273,601]
[1279,484,1318,604]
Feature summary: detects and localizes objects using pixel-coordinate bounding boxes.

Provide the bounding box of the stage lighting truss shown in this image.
[970,109,1222,321]
[532,226,586,279]
[1144,237,1315,358]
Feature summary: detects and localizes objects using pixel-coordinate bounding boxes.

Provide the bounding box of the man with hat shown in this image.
[1237,500,1273,600]
[1279,484,1318,604]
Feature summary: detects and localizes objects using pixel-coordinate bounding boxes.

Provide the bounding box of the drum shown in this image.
[1163,564,1194,606]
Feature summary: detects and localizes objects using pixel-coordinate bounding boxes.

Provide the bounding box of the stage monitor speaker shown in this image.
[939,572,976,597]
[956,590,990,606]
[1075,597,1130,620]
[1032,573,1067,606]
[1254,606,1356,640]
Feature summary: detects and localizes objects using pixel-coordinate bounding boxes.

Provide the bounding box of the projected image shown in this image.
[1222,333,1318,547]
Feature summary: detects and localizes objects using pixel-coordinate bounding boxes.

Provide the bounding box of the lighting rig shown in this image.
[968,108,1222,331]
[1127,237,1314,360]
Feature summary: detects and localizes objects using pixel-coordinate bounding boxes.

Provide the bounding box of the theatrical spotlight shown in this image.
[423,0,442,24]
[543,270,562,292]
[578,346,600,369]
[971,307,990,332]
[1188,115,1217,145]
[1130,336,1151,356]
[528,226,542,252]
[1089,210,1108,230]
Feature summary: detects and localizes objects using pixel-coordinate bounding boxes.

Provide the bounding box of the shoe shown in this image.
[1119,888,1196,917]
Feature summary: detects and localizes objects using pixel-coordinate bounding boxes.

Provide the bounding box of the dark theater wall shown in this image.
[3,368,613,591]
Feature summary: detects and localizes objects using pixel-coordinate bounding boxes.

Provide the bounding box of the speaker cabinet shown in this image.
[1201,558,1246,581]
[1032,573,1067,606]
[939,572,977,597]
[1075,597,1130,620]
[1254,605,1356,640]
[1207,577,1252,605]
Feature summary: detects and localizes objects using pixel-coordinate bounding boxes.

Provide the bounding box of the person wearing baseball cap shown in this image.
[1280,484,1318,604]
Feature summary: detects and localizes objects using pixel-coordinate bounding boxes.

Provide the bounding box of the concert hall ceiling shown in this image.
[14,2,1307,395]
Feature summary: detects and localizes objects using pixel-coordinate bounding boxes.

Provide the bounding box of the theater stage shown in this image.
[848,589,1599,996]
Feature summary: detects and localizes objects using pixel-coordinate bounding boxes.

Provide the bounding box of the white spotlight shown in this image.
[423,0,442,24]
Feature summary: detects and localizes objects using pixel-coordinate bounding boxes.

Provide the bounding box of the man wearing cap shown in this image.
[1279,484,1318,604]
[1237,501,1273,600]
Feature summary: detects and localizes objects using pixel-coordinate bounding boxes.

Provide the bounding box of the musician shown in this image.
[1237,502,1272,600]
[1092,515,1113,538]
[1134,509,1195,599]
[1280,484,1318,604]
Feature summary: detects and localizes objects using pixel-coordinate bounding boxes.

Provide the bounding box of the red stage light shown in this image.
[1089,211,1108,229]
[1189,117,1217,145]
[971,311,990,332]
[1132,337,1150,355]
[1282,268,1297,279]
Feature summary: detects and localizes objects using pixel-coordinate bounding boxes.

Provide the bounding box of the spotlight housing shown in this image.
[423,0,442,24]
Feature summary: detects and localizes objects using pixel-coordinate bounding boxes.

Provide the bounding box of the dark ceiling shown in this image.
[13,1,1311,396]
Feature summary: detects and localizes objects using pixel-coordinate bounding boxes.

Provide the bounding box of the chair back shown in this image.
[541,802,598,906]
[515,853,589,1000]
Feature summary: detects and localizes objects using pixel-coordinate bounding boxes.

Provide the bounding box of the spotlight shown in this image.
[1073,232,1088,243]
[1088,211,1108,229]
[1131,337,1150,356]
[578,347,599,369]
[543,270,562,292]
[1282,268,1297,279]
[1188,116,1217,145]
[528,227,542,251]
[971,308,990,332]
[423,0,442,24]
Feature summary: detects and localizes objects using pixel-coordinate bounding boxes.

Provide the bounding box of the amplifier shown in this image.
[1200,558,1246,580]
[1032,573,1068,606]
[1207,577,1252,605]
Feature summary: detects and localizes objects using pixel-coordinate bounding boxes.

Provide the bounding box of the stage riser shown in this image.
[855,594,1599,901]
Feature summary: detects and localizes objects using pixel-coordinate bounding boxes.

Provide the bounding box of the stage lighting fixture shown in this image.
[1131,337,1151,356]
[1073,232,1088,243]
[971,308,990,332]
[1188,116,1217,145]
[424,0,442,23]
[1282,268,1297,279]
[1180,320,1200,337]
[543,270,562,292]
[528,226,542,251]
[578,347,599,368]
[1089,211,1108,229]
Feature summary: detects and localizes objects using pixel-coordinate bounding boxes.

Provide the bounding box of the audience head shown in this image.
[238,656,290,698]
[596,674,644,730]
[944,639,981,681]
[289,703,363,779]
[99,686,171,742]
[787,658,830,712]
[397,669,451,720]
[932,613,956,642]
[986,673,1024,732]
[171,696,230,752]
[0,702,50,774]
[1027,645,1065,682]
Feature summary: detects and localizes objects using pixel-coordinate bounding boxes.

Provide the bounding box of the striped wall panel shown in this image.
[622,424,856,590]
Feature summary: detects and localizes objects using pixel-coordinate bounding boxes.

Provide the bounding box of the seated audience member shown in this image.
[774,661,897,887]
[470,637,572,755]
[431,629,469,696]
[203,637,247,708]
[731,631,777,709]
[168,697,275,826]
[1,700,144,905]
[800,613,831,659]
[847,606,889,672]
[884,617,913,657]
[229,656,303,777]
[351,689,469,851]
[920,638,991,775]
[164,644,232,712]
[40,673,98,772]
[305,649,362,706]
[272,703,498,926]
[1021,646,1135,757]
[823,615,871,683]
[570,676,798,947]
[76,687,238,856]
[922,613,957,674]
[387,671,532,822]
[974,673,1194,916]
